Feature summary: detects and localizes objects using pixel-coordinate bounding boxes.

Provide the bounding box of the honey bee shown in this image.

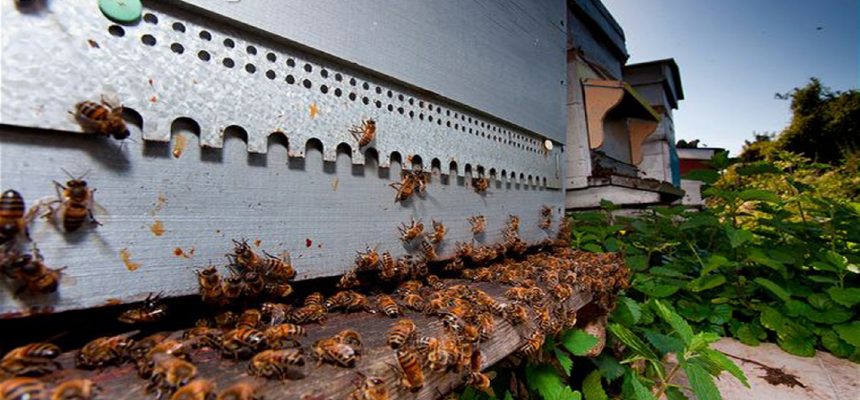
[76,335,135,369]
[386,319,416,349]
[0,342,61,377]
[51,378,100,400]
[249,349,305,380]
[264,323,306,349]
[552,283,572,302]
[337,269,362,289]
[426,337,460,372]
[149,354,198,399]
[406,255,428,278]
[425,275,445,290]
[71,97,130,140]
[182,327,223,350]
[220,328,266,360]
[348,373,389,400]
[427,219,446,244]
[241,271,265,298]
[220,276,244,305]
[354,246,380,271]
[196,266,222,304]
[264,281,293,299]
[335,329,363,355]
[396,280,423,294]
[0,189,32,245]
[509,215,520,232]
[465,372,495,397]
[504,303,529,326]
[312,338,357,368]
[229,239,260,271]
[378,251,401,281]
[376,295,401,318]
[441,312,466,334]
[0,377,48,400]
[129,332,170,361]
[290,304,327,324]
[539,206,553,229]
[304,292,325,307]
[418,238,436,262]
[6,246,66,295]
[401,293,426,313]
[214,311,239,329]
[261,302,293,326]
[504,287,531,303]
[443,258,464,272]
[216,382,260,400]
[398,217,424,243]
[468,215,486,235]
[535,306,557,334]
[170,379,215,400]
[48,171,102,232]
[135,339,193,378]
[389,171,421,203]
[259,250,296,281]
[472,176,490,193]
[390,349,424,392]
[236,309,262,330]
[119,292,167,324]
[476,313,496,342]
[349,118,376,148]
[519,330,545,356]
[455,241,474,259]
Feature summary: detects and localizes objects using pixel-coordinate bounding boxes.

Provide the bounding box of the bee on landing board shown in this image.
[468,215,486,235]
[0,377,48,400]
[390,349,424,392]
[0,342,62,377]
[148,354,198,399]
[389,170,425,203]
[386,319,416,350]
[51,378,101,400]
[472,176,490,194]
[354,246,380,272]
[376,295,401,318]
[0,189,35,246]
[397,217,424,243]
[6,246,66,296]
[429,219,446,244]
[248,349,305,380]
[312,337,357,368]
[220,328,266,360]
[71,97,130,140]
[348,373,389,400]
[349,118,376,148]
[118,292,168,324]
[170,378,215,400]
[76,335,135,369]
[216,382,261,400]
[195,266,223,304]
[465,372,495,397]
[263,323,306,349]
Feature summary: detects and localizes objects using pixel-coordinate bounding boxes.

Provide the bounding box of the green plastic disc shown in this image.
[98,0,143,24]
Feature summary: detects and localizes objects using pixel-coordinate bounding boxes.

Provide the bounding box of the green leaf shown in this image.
[834,321,860,347]
[650,266,689,278]
[759,306,785,331]
[607,324,659,362]
[525,363,567,400]
[652,300,694,345]
[684,169,720,184]
[803,304,853,324]
[561,329,599,356]
[699,349,750,388]
[708,304,733,325]
[582,370,608,400]
[554,348,573,377]
[682,361,721,400]
[747,249,788,278]
[823,250,849,271]
[735,323,763,346]
[664,387,689,400]
[725,227,754,248]
[675,299,711,322]
[627,254,649,271]
[688,332,721,353]
[633,277,682,298]
[559,387,582,400]
[460,386,478,400]
[625,372,657,400]
[778,334,817,357]
[503,391,515,400]
[688,274,727,292]
[591,354,625,382]
[820,329,856,358]
[644,329,684,354]
[738,189,780,203]
[753,277,791,301]
[735,162,781,176]
[827,287,860,307]
[614,296,642,326]
[701,255,730,276]
[808,293,833,309]
[583,243,604,253]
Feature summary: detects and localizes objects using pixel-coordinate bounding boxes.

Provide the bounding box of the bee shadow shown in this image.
[0,127,131,173]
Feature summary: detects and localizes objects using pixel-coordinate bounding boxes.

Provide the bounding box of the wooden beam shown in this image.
[28,282,592,400]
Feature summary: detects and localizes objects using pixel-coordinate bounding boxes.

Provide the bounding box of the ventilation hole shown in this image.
[427,105,433,112]
[398,94,404,101]
[143,13,158,24]
[437,119,442,125]
[335,73,343,81]
[375,86,382,94]
[419,113,424,120]
[455,123,459,129]
[409,98,414,105]
[397,107,404,114]
[172,22,186,33]
[245,63,256,73]
[302,79,312,89]
[141,34,156,46]
[447,121,451,127]
[349,78,356,86]
[197,50,210,61]
[387,104,393,112]
[223,38,234,48]
[362,96,369,105]
[446,110,451,116]
[428,115,433,122]
[286,75,295,84]
[199,30,211,40]
[222,58,235,68]
[387,90,393,98]
[286,58,295,67]
[170,42,184,54]
[419,101,424,108]
[320,69,329,78]
[375,100,382,108]
[266,70,276,79]
[409,111,414,118]
[266,52,276,62]
[349,92,356,101]
[108,25,125,37]
[334,88,342,97]
[246,45,257,55]
[320,84,329,94]
[362,82,370,90]
[303,63,312,72]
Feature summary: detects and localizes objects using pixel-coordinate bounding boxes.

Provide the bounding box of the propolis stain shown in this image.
[120,248,140,271]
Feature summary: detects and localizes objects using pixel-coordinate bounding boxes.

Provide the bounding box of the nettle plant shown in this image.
[573,151,860,362]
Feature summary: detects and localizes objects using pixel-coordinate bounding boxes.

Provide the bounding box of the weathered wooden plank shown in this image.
[28,283,592,400]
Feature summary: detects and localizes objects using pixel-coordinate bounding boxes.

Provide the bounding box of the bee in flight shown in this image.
[71,96,130,140]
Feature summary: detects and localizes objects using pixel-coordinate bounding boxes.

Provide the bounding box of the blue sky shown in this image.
[602,0,858,154]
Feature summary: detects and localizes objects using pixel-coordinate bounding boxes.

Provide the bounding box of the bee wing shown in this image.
[91,199,110,217]
[100,90,123,109]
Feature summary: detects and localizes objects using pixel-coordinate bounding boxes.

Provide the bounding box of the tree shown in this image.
[775,78,860,164]
[739,132,777,162]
